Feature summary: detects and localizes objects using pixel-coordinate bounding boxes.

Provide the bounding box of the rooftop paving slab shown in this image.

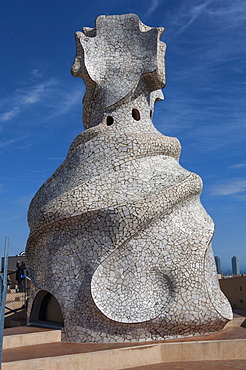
[124,359,246,369]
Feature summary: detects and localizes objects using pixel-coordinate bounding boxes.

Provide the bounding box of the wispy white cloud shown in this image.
[30,69,43,79]
[0,71,84,134]
[177,2,211,38]
[206,1,246,26]
[229,163,246,169]
[47,89,82,119]
[211,178,246,197]
[166,0,213,41]
[0,78,58,122]
[166,0,246,66]
[144,0,162,18]
[169,0,246,31]
[0,107,20,122]
[0,136,31,151]
[20,80,56,104]
[155,86,246,153]
[156,0,246,153]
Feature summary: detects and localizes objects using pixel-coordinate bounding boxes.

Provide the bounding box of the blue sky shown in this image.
[0,0,245,273]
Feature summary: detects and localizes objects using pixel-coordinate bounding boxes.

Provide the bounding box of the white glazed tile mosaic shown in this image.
[26,13,232,343]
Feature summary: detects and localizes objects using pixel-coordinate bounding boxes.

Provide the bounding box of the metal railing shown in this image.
[5,273,31,315]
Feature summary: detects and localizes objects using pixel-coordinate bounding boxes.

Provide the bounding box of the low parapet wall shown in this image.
[3,337,246,370]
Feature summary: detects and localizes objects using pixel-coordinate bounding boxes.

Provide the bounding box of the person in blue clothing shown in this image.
[15,261,27,292]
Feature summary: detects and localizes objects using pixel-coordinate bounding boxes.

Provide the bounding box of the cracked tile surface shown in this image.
[26,14,232,343]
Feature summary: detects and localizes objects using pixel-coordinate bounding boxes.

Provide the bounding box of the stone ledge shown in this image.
[3,328,61,350]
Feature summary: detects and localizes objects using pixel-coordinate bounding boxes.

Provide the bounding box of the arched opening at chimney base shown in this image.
[29,290,64,329]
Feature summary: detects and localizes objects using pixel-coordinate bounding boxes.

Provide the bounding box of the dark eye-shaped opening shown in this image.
[106,116,114,126]
[132,109,140,121]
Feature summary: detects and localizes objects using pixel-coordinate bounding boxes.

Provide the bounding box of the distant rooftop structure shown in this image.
[232,256,240,276]
[219,274,246,310]
[215,256,222,274]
